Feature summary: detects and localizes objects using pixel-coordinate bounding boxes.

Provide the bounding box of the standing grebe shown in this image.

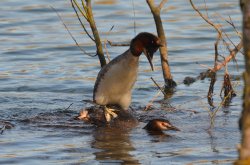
[93,32,162,122]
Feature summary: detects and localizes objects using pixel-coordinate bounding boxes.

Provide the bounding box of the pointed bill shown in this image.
[168,125,180,131]
[143,49,154,71]
[163,121,180,131]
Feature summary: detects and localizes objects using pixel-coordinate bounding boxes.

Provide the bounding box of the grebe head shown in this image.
[130,32,162,71]
[143,119,180,132]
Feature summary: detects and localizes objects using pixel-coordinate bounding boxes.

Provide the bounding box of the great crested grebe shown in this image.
[93,32,162,122]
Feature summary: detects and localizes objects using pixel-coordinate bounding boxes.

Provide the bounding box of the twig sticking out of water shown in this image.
[64,103,74,111]
[210,41,243,73]
[147,0,176,90]
[190,0,243,73]
[220,72,237,106]
[207,82,239,129]
[226,16,242,40]
[151,77,166,96]
[190,0,242,107]
[144,90,162,111]
[144,77,175,111]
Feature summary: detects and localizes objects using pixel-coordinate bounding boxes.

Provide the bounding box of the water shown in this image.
[0,0,243,164]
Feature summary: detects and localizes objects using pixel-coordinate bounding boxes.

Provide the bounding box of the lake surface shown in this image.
[0,0,243,164]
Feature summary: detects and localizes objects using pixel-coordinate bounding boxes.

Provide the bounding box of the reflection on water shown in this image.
[92,126,139,164]
[0,0,242,164]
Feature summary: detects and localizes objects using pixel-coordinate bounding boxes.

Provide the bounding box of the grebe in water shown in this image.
[76,107,180,134]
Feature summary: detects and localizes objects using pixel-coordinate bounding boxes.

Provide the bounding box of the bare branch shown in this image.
[226,16,242,39]
[151,77,166,96]
[214,34,221,64]
[81,0,89,15]
[71,0,95,42]
[51,6,95,57]
[190,0,222,35]
[222,30,244,57]
[158,0,168,10]
[107,40,130,47]
[190,0,243,72]
[72,0,88,20]
[64,103,74,111]
[85,0,106,67]
[211,40,243,72]
[203,0,209,17]
[131,0,136,35]
[147,0,176,88]
[103,40,111,62]
[144,90,162,111]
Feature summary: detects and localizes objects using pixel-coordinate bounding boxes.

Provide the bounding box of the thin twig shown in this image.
[222,31,240,70]
[209,82,239,128]
[131,0,136,35]
[211,40,243,72]
[190,0,243,73]
[107,40,130,47]
[71,0,95,42]
[72,0,88,20]
[226,16,242,39]
[144,90,162,111]
[106,25,114,35]
[51,6,95,57]
[223,31,238,53]
[212,13,243,55]
[203,0,209,17]
[102,25,115,62]
[158,0,168,10]
[81,0,89,17]
[151,77,166,96]
[190,0,222,35]
[64,103,74,111]
[103,40,111,62]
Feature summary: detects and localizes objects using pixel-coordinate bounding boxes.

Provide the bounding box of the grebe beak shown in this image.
[168,125,180,131]
[143,49,154,71]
